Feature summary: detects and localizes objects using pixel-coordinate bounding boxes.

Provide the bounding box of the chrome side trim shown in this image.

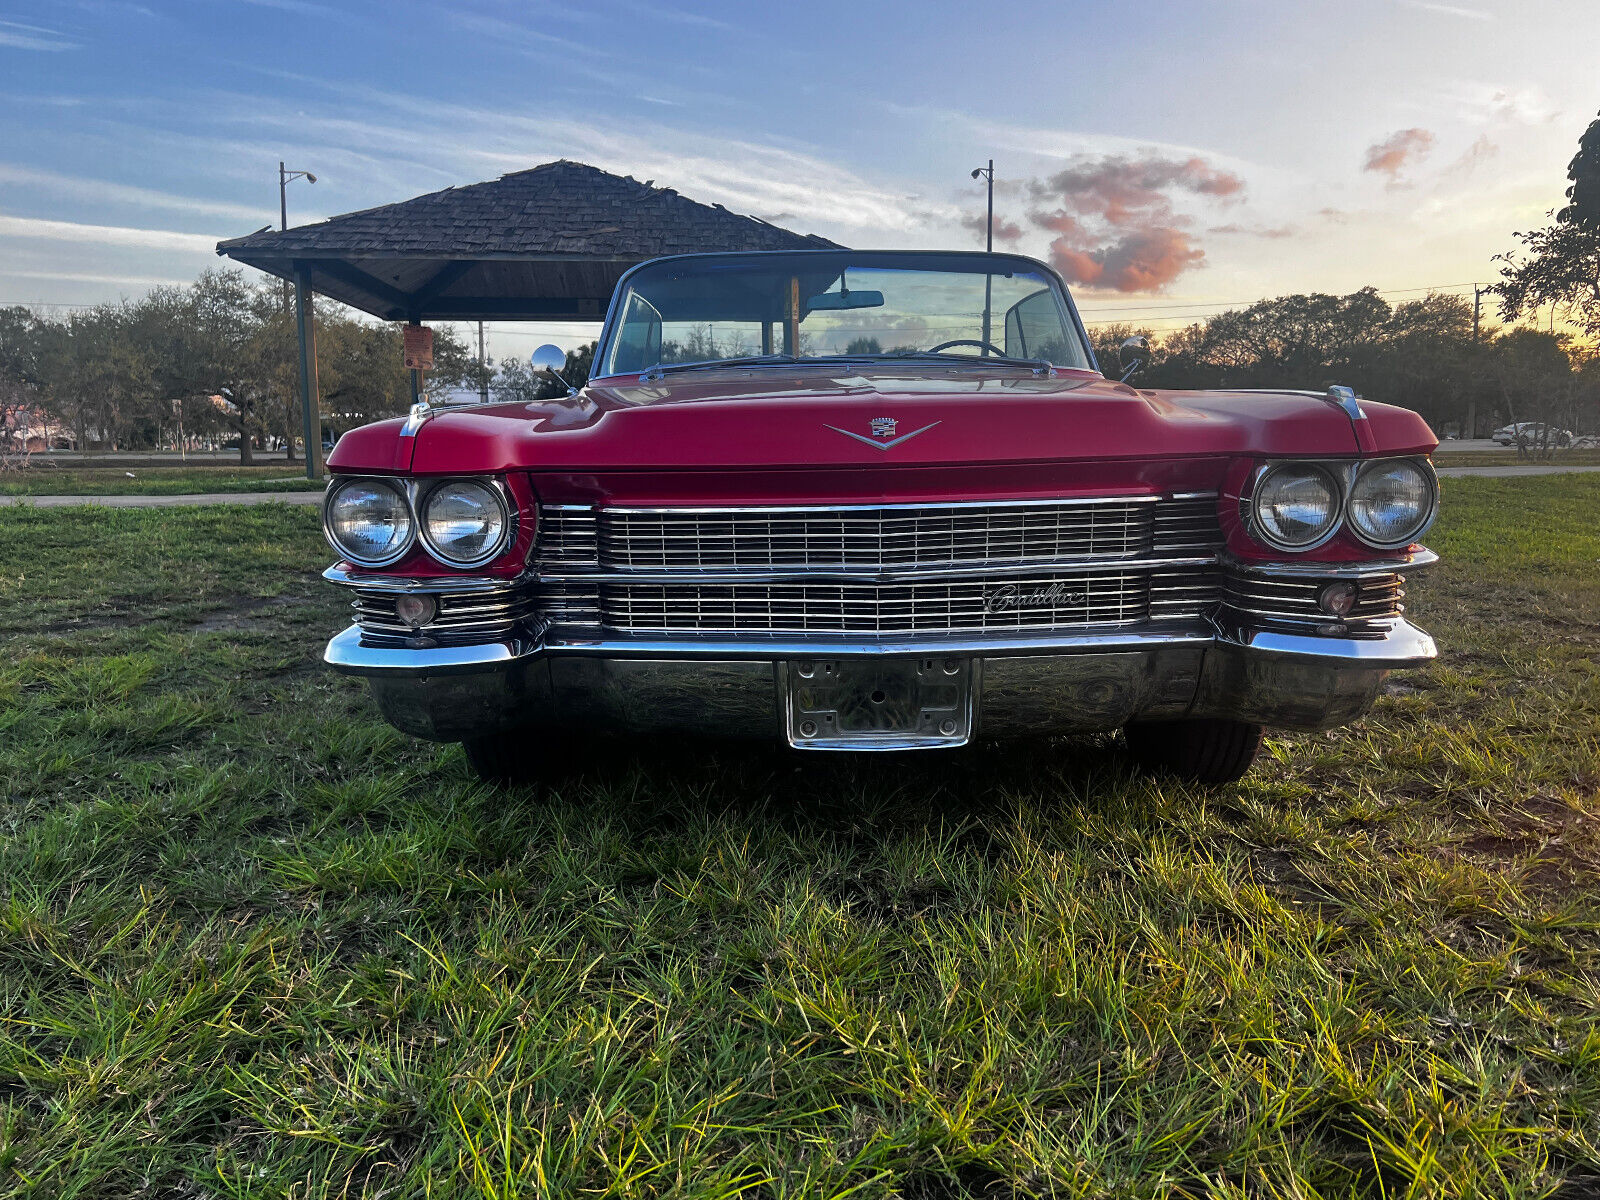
[1212,615,1436,666]
[322,566,529,594]
[325,625,539,676]
[579,494,1169,516]
[1223,547,1437,580]
[537,624,1218,660]
[535,553,1219,585]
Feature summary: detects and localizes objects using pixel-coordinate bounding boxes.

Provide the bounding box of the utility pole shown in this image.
[477,321,488,403]
[1468,284,1482,441]
[971,159,995,350]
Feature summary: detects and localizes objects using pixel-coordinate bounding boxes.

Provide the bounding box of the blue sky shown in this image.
[2,0,1596,357]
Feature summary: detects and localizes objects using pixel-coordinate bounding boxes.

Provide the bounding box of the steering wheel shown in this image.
[927,338,1006,356]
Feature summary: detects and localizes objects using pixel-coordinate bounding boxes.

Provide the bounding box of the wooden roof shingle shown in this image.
[216,161,844,321]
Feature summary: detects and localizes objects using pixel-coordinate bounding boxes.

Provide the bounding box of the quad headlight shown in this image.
[419,479,511,566]
[1251,463,1342,550]
[324,477,415,566]
[1347,458,1437,549]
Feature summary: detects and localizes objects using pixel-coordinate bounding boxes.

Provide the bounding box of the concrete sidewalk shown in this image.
[1435,465,1600,478]
[7,464,1598,508]
[6,491,324,508]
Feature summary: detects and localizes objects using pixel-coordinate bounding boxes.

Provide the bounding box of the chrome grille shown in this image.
[534,582,602,626]
[1149,567,1222,619]
[537,496,1222,573]
[1222,570,1404,626]
[536,507,600,567]
[596,572,1149,635]
[352,587,533,642]
[596,499,1154,571]
[1153,496,1227,553]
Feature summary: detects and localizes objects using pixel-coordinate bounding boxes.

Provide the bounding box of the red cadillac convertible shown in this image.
[321,250,1439,784]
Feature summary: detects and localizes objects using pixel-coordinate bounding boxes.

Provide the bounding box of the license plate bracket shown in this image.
[783,657,974,750]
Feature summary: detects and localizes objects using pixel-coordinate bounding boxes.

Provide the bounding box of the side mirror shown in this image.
[1116,335,1150,382]
[530,343,566,374]
[530,343,573,392]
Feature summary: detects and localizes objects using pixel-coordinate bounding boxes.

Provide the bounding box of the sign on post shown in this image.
[403,325,434,371]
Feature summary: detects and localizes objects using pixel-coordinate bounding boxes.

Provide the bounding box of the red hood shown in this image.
[327,365,1436,475]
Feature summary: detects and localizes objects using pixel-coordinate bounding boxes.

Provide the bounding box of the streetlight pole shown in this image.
[478,321,488,403]
[971,159,995,349]
[279,162,317,474]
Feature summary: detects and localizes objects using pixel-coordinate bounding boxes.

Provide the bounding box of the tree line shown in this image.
[0,268,603,464]
[2,269,1593,467]
[1089,287,1597,441]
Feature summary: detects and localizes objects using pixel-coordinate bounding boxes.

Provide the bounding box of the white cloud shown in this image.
[1401,1,1491,18]
[0,268,193,288]
[0,19,78,50]
[0,164,271,223]
[201,79,927,242]
[0,213,218,253]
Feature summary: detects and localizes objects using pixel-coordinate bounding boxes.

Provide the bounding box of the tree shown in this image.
[1493,109,1600,339]
[1561,109,1600,230]
[1484,328,1583,458]
[0,307,48,464]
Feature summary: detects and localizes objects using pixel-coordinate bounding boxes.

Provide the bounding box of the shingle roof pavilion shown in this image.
[216,160,844,322]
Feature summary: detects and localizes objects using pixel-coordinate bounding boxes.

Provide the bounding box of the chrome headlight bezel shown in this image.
[1345,456,1439,550]
[417,477,515,568]
[1248,461,1345,552]
[323,475,416,568]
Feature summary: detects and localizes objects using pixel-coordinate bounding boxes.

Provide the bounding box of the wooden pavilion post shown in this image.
[293,262,323,480]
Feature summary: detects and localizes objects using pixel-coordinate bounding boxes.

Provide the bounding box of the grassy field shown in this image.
[0,464,324,496]
[1,478,1598,1198]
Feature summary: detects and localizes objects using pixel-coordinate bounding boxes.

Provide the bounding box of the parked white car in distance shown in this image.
[1492,421,1574,447]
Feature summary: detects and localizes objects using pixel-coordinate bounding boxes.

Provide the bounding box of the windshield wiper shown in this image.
[644,354,800,376]
[884,351,1051,372]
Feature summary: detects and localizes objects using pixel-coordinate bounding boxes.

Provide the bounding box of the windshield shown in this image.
[597,251,1092,377]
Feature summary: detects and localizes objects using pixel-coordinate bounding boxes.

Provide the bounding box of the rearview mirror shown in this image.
[805,289,885,312]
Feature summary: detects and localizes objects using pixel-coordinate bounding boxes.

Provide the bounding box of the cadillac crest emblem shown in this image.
[869,416,897,439]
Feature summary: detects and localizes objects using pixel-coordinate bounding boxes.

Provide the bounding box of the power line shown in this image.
[1077,281,1486,319]
[0,299,105,308]
[1077,282,1490,328]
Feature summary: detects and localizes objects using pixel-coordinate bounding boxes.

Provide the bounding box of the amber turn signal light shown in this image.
[395,594,438,629]
[1317,581,1358,617]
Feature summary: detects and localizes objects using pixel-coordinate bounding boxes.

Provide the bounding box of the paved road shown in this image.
[1435,465,1600,478]
[6,491,324,508]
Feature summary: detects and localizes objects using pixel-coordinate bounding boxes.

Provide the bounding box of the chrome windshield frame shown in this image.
[588,249,1100,382]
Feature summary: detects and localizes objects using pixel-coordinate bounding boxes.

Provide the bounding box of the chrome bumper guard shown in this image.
[323,613,1436,744]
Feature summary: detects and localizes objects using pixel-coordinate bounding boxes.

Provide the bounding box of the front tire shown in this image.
[1124,718,1264,784]
[461,728,543,784]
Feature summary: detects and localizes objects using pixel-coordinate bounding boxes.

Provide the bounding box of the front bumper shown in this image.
[323,615,1436,744]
